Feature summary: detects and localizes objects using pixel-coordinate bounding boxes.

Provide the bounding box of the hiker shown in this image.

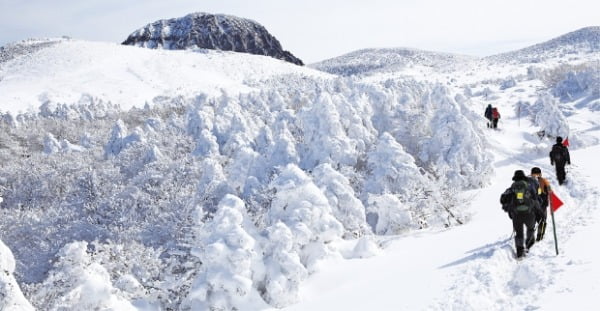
[484,104,493,128]
[500,170,538,258]
[549,136,571,185]
[530,167,552,241]
[491,107,501,129]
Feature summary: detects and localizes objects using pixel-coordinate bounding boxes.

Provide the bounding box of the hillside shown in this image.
[485,26,600,64]
[0,27,599,310]
[0,38,323,114]
[310,47,477,77]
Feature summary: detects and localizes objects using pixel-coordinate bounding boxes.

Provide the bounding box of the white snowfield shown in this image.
[0,38,329,114]
[0,26,599,310]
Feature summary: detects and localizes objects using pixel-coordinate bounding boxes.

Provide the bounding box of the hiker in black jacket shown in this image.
[484,104,493,128]
[549,136,571,185]
[500,170,538,258]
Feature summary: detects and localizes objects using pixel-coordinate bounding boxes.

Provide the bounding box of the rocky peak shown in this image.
[122,12,303,65]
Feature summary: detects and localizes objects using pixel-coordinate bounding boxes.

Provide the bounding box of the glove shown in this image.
[550,161,554,166]
[568,161,571,165]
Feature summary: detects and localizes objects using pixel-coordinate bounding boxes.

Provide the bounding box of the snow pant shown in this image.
[555,160,567,184]
[492,118,499,128]
[512,210,536,255]
[486,117,493,128]
[536,204,548,241]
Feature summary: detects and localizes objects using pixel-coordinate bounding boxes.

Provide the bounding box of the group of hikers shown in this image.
[500,136,571,259]
[484,104,501,129]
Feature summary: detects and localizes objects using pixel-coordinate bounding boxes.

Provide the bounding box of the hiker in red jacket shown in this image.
[491,107,501,129]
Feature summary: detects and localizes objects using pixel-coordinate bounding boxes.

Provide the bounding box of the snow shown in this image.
[0,29,599,310]
[0,38,329,114]
[278,44,600,310]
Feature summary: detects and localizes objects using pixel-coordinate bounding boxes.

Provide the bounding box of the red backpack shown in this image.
[492,108,500,119]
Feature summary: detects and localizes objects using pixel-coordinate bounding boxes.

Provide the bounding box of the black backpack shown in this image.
[500,188,515,213]
[550,144,566,162]
[511,180,534,212]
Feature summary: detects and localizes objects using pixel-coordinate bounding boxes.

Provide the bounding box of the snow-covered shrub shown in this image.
[196,158,234,212]
[365,80,492,191]
[297,93,358,169]
[532,93,570,138]
[43,133,85,154]
[367,194,413,235]
[500,77,517,90]
[267,164,344,269]
[312,163,369,238]
[183,195,267,311]
[552,65,600,102]
[364,133,426,233]
[417,86,491,189]
[365,133,425,197]
[262,222,308,307]
[29,241,137,310]
[541,62,593,89]
[104,119,145,158]
[351,235,380,259]
[0,239,34,311]
[527,66,543,80]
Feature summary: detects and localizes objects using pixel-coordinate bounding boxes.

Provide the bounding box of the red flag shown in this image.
[562,137,570,147]
[550,192,564,212]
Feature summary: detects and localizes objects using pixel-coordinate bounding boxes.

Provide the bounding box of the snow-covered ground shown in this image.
[0,28,599,310]
[281,99,600,311]
[0,38,329,114]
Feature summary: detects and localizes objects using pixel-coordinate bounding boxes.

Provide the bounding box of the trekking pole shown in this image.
[550,201,559,255]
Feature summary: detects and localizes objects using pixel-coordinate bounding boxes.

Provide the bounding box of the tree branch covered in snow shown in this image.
[0,76,492,309]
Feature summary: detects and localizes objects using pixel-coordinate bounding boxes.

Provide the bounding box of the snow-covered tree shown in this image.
[267,164,344,269]
[312,163,369,238]
[183,195,267,310]
[30,241,136,310]
[0,240,34,311]
[262,222,308,307]
[533,93,570,138]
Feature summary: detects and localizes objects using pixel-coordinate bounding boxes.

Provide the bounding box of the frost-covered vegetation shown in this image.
[1,25,597,310]
[0,75,491,309]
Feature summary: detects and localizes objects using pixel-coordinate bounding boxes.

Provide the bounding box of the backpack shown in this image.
[492,108,500,119]
[550,144,566,162]
[500,187,515,213]
[511,180,533,212]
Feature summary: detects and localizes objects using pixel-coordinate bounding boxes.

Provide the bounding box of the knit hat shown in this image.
[556,136,563,143]
[512,170,526,181]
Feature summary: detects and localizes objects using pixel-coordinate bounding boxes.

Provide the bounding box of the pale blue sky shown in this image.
[1,0,598,63]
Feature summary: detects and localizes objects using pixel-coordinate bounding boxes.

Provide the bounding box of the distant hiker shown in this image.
[491,107,501,129]
[500,170,538,259]
[530,167,552,241]
[549,136,571,185]
[484,104,493,128]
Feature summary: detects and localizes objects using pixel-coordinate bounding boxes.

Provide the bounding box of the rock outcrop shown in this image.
[122,12,303,65]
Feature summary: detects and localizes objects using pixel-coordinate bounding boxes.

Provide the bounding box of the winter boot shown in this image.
[516,246,525,259]
[526,238,535,251]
